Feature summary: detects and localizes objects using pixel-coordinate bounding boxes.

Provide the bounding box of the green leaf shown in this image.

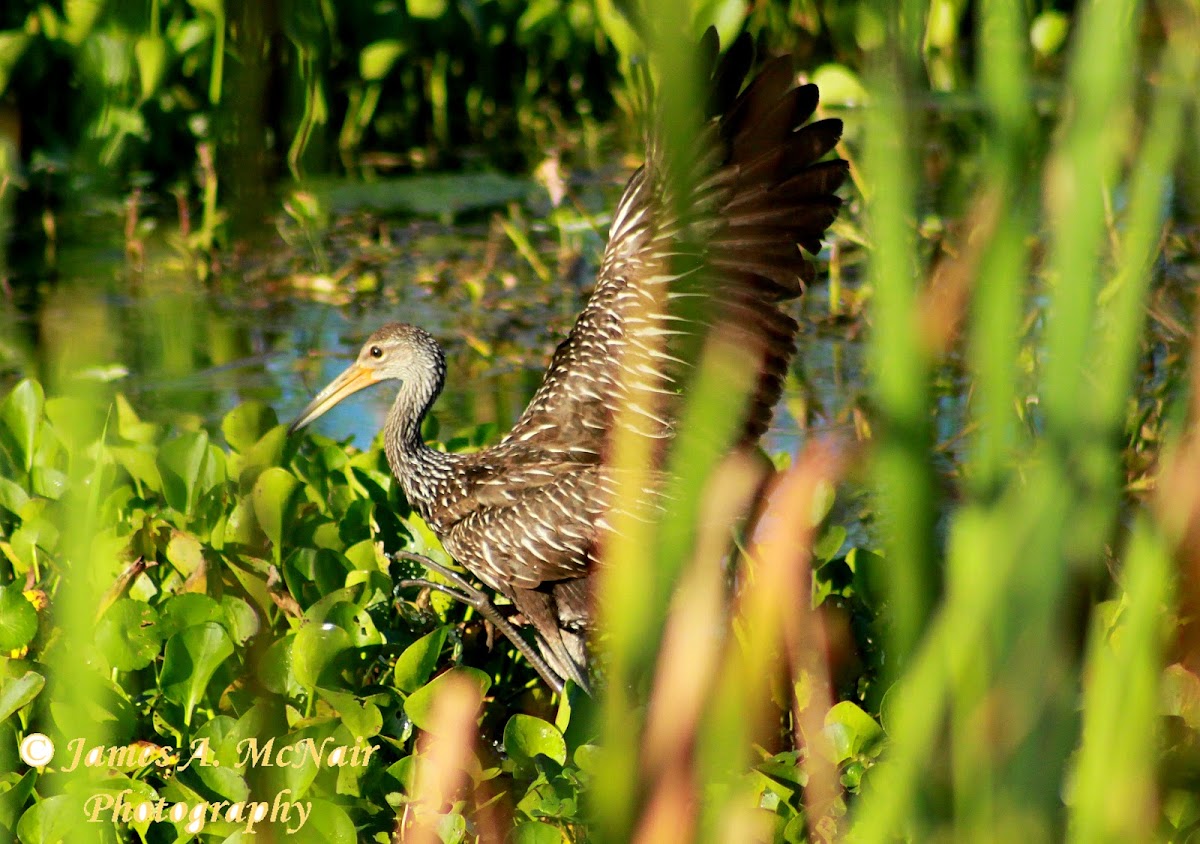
[513,821,564,844]
[161,622,235,726]
[393,627,449,694]
[504,714,567,773]
[158,593,224,639]
[223,402,279,452]
[0,379,43,474]
[0,769,36,834]
[96,599,162,671]
[14,793,79,844]
[0,474,29,516]
[252,467,300,562]
[165,530,205,577]
[0,670,45,722]
[292,621,352,691]
[404,667,490,732]
[0,586,37,652]
[287,798,356,844]
[159,430,210,514]
[824,701,884,764]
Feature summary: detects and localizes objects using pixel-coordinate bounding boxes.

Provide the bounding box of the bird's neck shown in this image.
[383,373,459,518]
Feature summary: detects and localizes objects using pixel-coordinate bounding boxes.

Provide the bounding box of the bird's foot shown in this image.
[389,551,566,695]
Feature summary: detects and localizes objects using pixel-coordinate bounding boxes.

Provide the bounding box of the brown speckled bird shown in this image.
[290,28,848,693]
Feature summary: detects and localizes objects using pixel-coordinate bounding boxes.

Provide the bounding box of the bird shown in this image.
[290,28,848,693]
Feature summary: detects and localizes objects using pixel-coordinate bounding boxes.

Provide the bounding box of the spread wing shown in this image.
[502,28,848,456]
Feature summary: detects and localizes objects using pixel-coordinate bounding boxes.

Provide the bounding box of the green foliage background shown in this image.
[1,0,1200,842]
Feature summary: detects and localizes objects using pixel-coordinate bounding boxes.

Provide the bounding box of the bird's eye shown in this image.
[369,346,383,359]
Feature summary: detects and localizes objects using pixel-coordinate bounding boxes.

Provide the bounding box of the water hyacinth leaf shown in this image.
[287,799,356,844]
[166,530,205,577]
[43,396,99,452]
[513,821,563,844]
[161,622,235,725]
[393,626,449,694]
[252,467,301,560]
[158,593,224,639]
[111,445,164,493]
[261,633,302,697]
[317,688,383,738]
[0,769,36,833]
[404,667,491,732]
[115,394,158,444]
[824,701,884,764]
[504,714,568,772]
[359,40,404,82]
[221,595,260,645]
[0,379,43,474]
[0,670,45,723]
[0,474,29,516]
[222,402,279,453]
[293,621,353,690]
[238,426,288,484]
[0,586,37,652]
[14,793,78,844]
[159,430,210,514]
[324,601,382,647]
[96,599,161,671]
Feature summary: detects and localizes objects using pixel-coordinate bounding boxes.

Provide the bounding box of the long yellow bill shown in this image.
[289,362,380,433]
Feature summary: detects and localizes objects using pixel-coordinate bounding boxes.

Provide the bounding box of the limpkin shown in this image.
[291,29,848,693]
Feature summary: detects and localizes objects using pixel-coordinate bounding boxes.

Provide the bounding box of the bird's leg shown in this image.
[390,551,566,695]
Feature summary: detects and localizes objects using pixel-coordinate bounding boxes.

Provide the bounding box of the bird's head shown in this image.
[289,323,445,433]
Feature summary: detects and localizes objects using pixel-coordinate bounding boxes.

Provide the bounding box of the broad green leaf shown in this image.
[96,599,161,671]
[222,402,278,452]
[404,667,490,732]
[0,670,45,722]
[252,467,300,562]
[393,627,448,694]
[14,793,79,844]
[292,621,352,690]
[114,394,158,444]
[111,445,164,492]
[513,821,563,844]
[504,714,567,773]
[824,701,884,764]
[287,798,356,843]
[0,769,36,833]
[158,593,224,639]
[159,430,210,514]
[317,688,383,738]
[0,379,43,474]
[161,622,235,726]
[0,586,37,652]
[0,475,29,516]
[221,595,260,645]
[166,530,204,577]
[43,396,99,452]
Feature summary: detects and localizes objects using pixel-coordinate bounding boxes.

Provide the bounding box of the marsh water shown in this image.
[1,162,872,465]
